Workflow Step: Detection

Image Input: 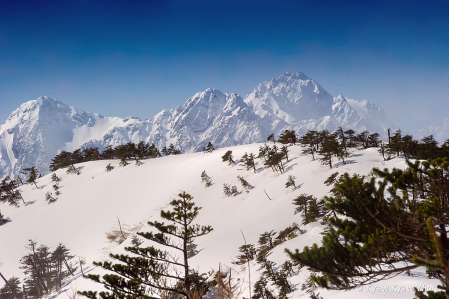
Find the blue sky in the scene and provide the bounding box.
[1,0,448,131]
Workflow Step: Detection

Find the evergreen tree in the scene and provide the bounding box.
[281,145,289,162]
[286,158,449,298]
[258,230,277,252]
[318,134,338,169]
[237,175,253,193]
[232,244,256,266]
[221,150,235,165]
[285,175,297,189]
[0,276,23,299]
[300,130,319,160]
[292,193,325,224]
[21,166,39,188]
[45,192,56,204]
[119,156,128,167]
[105,163,114,172]
[0,176,25,206]
[203,142,215,153]
[51,173,61,182]
[267,133,276,144]
[201,171,213,187]
[0,210,9,226]
[81,192,213,299]
[240,152,257,172]
[278,130,297,144]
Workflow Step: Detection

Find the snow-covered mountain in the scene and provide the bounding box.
[413,116,449,144]
[0,72,396,179]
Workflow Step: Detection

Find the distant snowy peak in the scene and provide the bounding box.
[245,71,334,124]
[413,116,449,143]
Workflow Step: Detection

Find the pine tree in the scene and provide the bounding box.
[285,175,296,189]
[81,191,213,299]
[237,175,253,193]
[51,173,61,182]
[105,163,114,172]
[240,152,257,172]
[119,156,128,167]
[232,244,256,266]
[278,130,297,144]
[21,166,39,188]
[267,133,276,144]
[203,142,215,153]
[0,210,9,226]
[201,171,213,187]
[45,192,56,204]
[0,176,25,206]
[221,150,235,165]
[286,158,449,298]
[258,230,276,252]
[0,276,23,299]
[300,130,319,160]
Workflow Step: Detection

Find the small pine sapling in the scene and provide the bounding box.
[223,183,238,197]
[45,192,56,204]
[131,235,143,247]
[221,150,235,165]
[203,142,215,153]
[201,171,213,187]
[0,211,9,226]
[106,163,114,172]
[135,159,142,166]
[119,157,128,167]
[237,175,253,193]
[285,175,297,189]
[66,164,76,174]
[51,173,61,182]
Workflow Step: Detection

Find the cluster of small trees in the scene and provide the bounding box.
[233,224,304,299]
[49,141,182,172]
[0,241,77,299]
[258,144,289,173]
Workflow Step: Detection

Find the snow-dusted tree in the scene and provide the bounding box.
[203,142,215,153]
[81,191,213,299]
[201,170,213,187]
[285,175,296,189]
[237,175,253,193]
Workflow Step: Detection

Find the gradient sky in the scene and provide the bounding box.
[1,0,448,131]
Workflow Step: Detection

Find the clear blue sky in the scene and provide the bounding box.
[1,0,448,131]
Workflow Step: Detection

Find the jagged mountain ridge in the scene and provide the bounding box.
[0,72,395,179]
[412,116,449,144]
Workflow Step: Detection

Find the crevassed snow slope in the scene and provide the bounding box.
[0,143,437,298]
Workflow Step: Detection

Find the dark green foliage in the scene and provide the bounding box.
[237,175,253,193]
[232,244,256,266]
[292,194,326,225]
[261,145,286,173]
[286,158,449,297]
[0,176,25,207]
[105,163,114,172]
[0,276,23,299]
[318,133,338,169]
[281,145,289,162]
[131,235,143,247]
[222,150,235,165]
[203,142,215,153]
[81,191,213,299]
[45,192,56,204]
[253,277,275,299]
[135,158,142,166]
[201,171,213,187]
[285,175,296,189]
[21,166,39,188]
[267,133,276,143]
[299,130,319,160]
[258,230,276,252]
[49,142,164,172]
[66,164,76,174]
[240,152,257,172]
[278,130,297,144]
[119,156,128,167]
[20,240,76,298]
[0,210,9,226]
[51,173,61,182]
[223,183,238,197]
[162,143,182,156]
[324,171,340,196]
[275,223,301,245]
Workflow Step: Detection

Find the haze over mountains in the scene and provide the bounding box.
[0,71,407,179]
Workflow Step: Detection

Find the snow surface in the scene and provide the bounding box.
[0,142,439,298]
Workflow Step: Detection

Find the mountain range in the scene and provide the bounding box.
[0,71,398,179]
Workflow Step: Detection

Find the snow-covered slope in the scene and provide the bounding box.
[0,72,396,179]
[413,116,449,144]
[0,143,438,298]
